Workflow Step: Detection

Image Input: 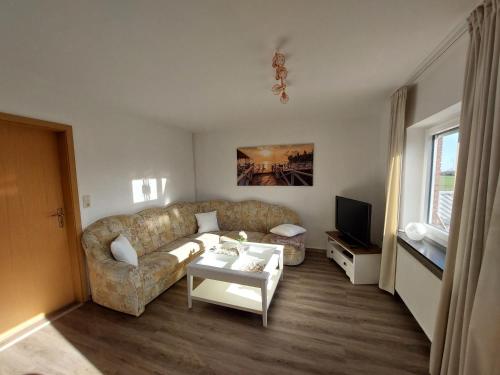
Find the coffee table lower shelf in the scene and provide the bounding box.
[189,268,282,326]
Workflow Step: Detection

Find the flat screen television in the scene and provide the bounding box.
[335,196,372,247]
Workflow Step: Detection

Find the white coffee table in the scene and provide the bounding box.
[187,242,284,327]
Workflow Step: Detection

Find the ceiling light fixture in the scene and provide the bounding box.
[272,51,289,104]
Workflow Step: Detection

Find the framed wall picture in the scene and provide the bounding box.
[237,143,314,186]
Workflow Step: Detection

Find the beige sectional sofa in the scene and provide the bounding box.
[81,200,305,316]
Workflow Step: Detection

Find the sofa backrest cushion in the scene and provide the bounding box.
[239,200,271,232]
[266,203,301,230]
[137,203,198,255]
[198,200,242,231]
[195,200,300,233]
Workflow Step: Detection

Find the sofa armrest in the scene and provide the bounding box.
[87,258,145,316]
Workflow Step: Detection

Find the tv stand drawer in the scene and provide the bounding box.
[326,233,381,285]
[328,242,354,279]
[340,257,353,279]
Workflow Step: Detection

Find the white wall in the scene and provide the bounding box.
[396,244,442,340]
[74,114,196,227]
[406,33,468,126]
[400,126,427,228]
[194,114,389,250]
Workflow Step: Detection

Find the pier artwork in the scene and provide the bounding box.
[237,143,314,186]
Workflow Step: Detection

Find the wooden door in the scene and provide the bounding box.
[0,122,76,337]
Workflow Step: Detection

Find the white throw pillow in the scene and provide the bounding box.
[110,234,138,267]
[270,224,306,237]
[195,211,220,233]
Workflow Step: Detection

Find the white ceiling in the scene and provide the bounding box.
[0,0,476,131]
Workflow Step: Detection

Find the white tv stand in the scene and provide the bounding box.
[326,231,381,285]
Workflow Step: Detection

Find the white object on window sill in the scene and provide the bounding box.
[405,222,427,241]
[423,224,449,248]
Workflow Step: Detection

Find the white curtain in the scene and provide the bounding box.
[430,1,500,374]
[379,87,407,294]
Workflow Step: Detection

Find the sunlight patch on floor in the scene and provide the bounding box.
[0,323,102,374]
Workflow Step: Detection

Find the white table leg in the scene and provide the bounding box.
[187,272,193,309]
[261,280,268,327]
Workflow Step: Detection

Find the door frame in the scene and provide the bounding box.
[0,112,88,302]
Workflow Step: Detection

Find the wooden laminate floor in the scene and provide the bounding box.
[0,250,430,375]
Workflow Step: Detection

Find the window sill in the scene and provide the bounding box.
[422,224,449,247]
[397,231,446,280]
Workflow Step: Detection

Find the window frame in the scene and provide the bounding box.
[421,120,460,247]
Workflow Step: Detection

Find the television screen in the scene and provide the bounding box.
[335,196,372,247]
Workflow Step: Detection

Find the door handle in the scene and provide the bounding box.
[50,208,65,228]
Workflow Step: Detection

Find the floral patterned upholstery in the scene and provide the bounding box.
[81,200,305,316]
[187,232,223,249]
[220,231,267,243]
[262,233,306,266]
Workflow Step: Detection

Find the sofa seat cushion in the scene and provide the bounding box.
[221,231,267,243]
[139,251,178,300]
[139,239,203,304]
[158,238,204,263]
[187,232,224,249]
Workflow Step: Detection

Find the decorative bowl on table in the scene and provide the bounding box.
[209,242,240,256]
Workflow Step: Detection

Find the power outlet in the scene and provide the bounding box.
[82,195,91,208]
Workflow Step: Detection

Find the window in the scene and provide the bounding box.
[426,127,459,233]
[400,103,461,248]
